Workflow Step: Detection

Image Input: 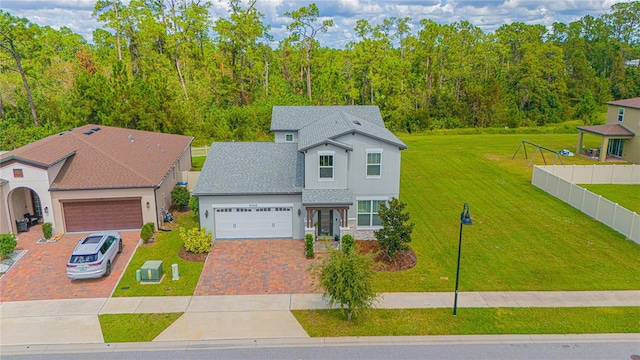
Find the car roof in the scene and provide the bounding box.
[71,232,120,255]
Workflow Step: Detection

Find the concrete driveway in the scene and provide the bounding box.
[0,225,139,302]
[195,240,323,296]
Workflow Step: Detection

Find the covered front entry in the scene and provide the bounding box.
[62,198,143,232]
[305,207,348,238]
[214,206,293,239]
[7,186,43,233]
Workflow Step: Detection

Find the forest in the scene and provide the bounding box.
[1,1,639,149]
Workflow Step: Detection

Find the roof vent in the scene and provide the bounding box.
[91,127,101,131]
[353,120,361,126]
[83,130,94,135]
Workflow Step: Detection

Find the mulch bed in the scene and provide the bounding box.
[356,240,417,272]
[178,247,207,262]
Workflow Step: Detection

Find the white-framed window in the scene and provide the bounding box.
[618,108,624,122]
[357,199,386,227]
[318,151,334,180]
[366,149,382,177]
[285,133,294,142]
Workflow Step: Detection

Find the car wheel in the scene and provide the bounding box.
[105,260,111,277]
[118,239,123,254]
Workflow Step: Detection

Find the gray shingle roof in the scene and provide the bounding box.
[302,189,352,205]
[271,106,385,131]
[193,142,303,195]
[297,110,407,151]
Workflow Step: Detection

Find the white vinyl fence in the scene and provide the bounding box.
[191,146,210,157]
[532,165,640,244]
[177,171,200,192]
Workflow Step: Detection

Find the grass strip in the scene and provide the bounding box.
[112,213,204,297]
[292,307,640,337]
[99,313,183,342]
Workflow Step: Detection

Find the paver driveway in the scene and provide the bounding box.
[0,225,139,302]
[195,240,324,296]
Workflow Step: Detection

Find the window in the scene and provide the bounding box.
[13,169,23,178]
[319,153,334,180]
[618,108,624,122]
[357,200,386,227]
[366,151,382,177]
[285,133,294,142]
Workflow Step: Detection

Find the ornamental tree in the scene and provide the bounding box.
[374,197,414,259]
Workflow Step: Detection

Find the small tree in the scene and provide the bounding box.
[140,222,155,243]
[0,233,18,260]
[341,234,354,254]
[374,197,414,259]
[189,195,199,215]
[310,246,378,321]
[42,222,53,239]
[305,233,315,258]
[180,227,212,254]
[171,185,190,210]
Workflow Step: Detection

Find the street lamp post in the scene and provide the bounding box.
[453,203,472,316]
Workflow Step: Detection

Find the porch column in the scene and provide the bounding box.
[576,131,584,155]
[600,137,610,162]
[341,208,348,227]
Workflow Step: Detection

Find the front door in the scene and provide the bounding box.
[317,210,333,237]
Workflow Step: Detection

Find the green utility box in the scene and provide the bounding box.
[140,260,163,282]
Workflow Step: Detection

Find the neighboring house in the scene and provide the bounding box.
[576,97,639,164]
[0,124,193,235]
[193,106,407,240]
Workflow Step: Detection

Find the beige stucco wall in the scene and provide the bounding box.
[606,105,640,164]
[51,188,156,234]
[0,182,9,233]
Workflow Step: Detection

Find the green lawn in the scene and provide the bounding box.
[112,213,205,297]
[581,184,640,214]
[191,156,206,171]
[292,307,640,337]
[376,133,640,292]
[100,313,183,342]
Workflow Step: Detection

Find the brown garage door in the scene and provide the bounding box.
[63,199,143,232]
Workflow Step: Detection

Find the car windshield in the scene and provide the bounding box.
[70,254,98,264]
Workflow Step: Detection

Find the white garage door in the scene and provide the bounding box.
[214,206,293,239]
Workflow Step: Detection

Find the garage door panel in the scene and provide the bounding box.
[63,199,143,232]
[214,207,292,239]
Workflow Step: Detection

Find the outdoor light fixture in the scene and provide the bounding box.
[298,209,302,216]
[453,203,472,316]
[44,206,48,214]
[146,201,150,209]
[205,209,209,218]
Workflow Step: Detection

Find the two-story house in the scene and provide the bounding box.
[193,106,407,240]
[576,97,638,163]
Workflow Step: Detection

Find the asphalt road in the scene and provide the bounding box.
[4,341,639,360]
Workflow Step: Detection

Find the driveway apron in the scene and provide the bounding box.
[195,240,323,296]
[0,228,139,302]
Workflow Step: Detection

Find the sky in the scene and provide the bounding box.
[0,0,628,48]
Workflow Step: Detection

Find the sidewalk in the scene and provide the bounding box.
[1,291,639,346]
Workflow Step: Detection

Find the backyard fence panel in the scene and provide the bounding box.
[633,166,640,184]
[191,146,210,157]
[595,197,616,227]
[185,172,200,191]
[572,165,595,184]
[545,174,560,196]
[591,165,614,183]
[556,177,572,203]
[551,166,574,182]
[632,215,640,244]
[568,184,585,210]
[531,166,548,189]
[582,191,600,218]
[612,166,634,184]
[612,206,635,239]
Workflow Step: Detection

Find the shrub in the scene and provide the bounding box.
[341,234,354,254]
[309,246,378,321]
[305,233,315,258]
[180,227,212,254]
[140,222,155,243]
[374,197,415,259]
[42,222,53,239]
[171,185,190,210]
[189,196,199,215]
[0,233,18,260]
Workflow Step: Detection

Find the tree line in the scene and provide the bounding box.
[1,1,639,149]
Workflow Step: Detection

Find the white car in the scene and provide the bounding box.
[66,232,123,280]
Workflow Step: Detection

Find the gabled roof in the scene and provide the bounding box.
[577,124,635,137]
[193,142,304,196]
[0,124,193,190]
[271,106,385,131]
[607,97,640,109]
[298,110,407,151]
